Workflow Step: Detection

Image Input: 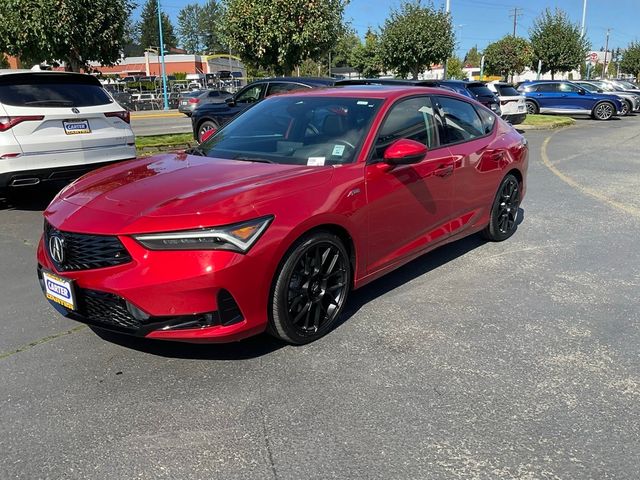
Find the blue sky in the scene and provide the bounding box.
[156,0,639,57]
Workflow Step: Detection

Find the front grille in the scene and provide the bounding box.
[45,222,131,271]
[79,289,142,331]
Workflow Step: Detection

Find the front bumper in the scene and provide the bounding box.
[36,233,271,343]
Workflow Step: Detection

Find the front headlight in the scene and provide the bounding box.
[133,216,273,252]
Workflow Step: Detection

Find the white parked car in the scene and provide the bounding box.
[487,82,527,125]
[0,70,135,196]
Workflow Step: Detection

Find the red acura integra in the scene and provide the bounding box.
[38,86,528,345]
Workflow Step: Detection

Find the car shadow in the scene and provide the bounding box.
[89,208,533,361]
[0,185,63,212]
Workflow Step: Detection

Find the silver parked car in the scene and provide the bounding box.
[178,89,232,116]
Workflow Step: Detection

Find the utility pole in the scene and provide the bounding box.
[443,0,450,80]
[509,8,523,36]
[157,0,169,110]
[580,0,588,37]
[602,28,610,79]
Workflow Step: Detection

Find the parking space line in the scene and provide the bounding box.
[541,129,640,219]
[0,324,87,361]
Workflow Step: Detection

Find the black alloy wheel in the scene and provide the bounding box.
[198,120,218,142]
[525,100,538,115]
[482,173,521,242]
[270,232,351,344]
[592,102,614,120]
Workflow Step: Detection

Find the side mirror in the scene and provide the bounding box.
[225,97,236,107]
[578,88,586,95]
[597,88,604,93]
[383,139,428,165]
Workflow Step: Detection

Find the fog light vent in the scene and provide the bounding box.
[217,290,244,326]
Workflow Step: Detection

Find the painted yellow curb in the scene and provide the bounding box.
[541,128,640,218]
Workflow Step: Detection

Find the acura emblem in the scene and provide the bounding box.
[71,107,80,114]
[48,235,65,264]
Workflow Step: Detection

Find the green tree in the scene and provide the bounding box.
[0,0,133,72]
[222,0,347,76]
[332,28,361,68]
[138,0,177,51]
[620,42,640,80]
[178,3,202,54]
[463,46,482,67]
[484,35,533,80]
[529,8,589,79]
[199,0,224,54]
[446,57,466,79]
[379,0,454,79]
[351,29,383,78]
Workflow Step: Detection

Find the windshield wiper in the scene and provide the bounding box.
[24,100,75,107]
[185,145,207,156]
[233,155,275,164]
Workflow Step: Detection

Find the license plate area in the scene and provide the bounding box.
[63,119,91,135]
[42,270,76,311]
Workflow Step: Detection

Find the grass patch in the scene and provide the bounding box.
[135,133,194,149]
[522,114,575,127]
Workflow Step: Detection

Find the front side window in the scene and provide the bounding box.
[559,83,579,93]
[373,96,439,159]
[200,96,382,166]
[437,96,484,144]
[235,84,265,104]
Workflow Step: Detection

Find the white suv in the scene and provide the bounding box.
[487,82,527,125]
[0,70,135,196]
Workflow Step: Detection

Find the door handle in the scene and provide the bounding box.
[434,165,453,177]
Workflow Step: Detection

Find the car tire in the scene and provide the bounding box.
[269,231,351,345]
[620,100,630,116]
[482,173,521,242]
[592,101,615,120]
[197,120,218,142]
[525,100,538,115]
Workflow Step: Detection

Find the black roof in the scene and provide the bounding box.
[250,76,335,87]
[335,78,487,87]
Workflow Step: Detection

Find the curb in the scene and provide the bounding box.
[517,121,575,131]
[130,111,185,119]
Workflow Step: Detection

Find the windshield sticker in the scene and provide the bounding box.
[307,157,326,166]
[332,145,345,157]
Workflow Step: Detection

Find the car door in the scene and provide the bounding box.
[365,95,456,274]
[530,83,560,111]
[435,95,503,233]
[558,82,592,112]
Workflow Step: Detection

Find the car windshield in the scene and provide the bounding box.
[199,96,383,166]
[496,85,520,96]
[467,84,495,97]
[0,73,113,107]
[578,83,598,92]
[616,80,638,89]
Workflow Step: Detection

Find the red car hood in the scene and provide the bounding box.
[45,153,333,234]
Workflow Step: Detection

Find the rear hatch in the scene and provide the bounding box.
[494,84,526,115]
[0,72,132,156]
[466,83,501,113]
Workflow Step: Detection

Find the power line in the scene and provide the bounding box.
[509,7,523,36]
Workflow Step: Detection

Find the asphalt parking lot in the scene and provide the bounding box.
[1,117,639,479]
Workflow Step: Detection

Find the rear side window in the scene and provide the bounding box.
[436,96,484,144]
[534,83,558,92]
[497,85,520,97]
[0,73,113,107]
[474,106,496,135]
[266,82,310,97]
